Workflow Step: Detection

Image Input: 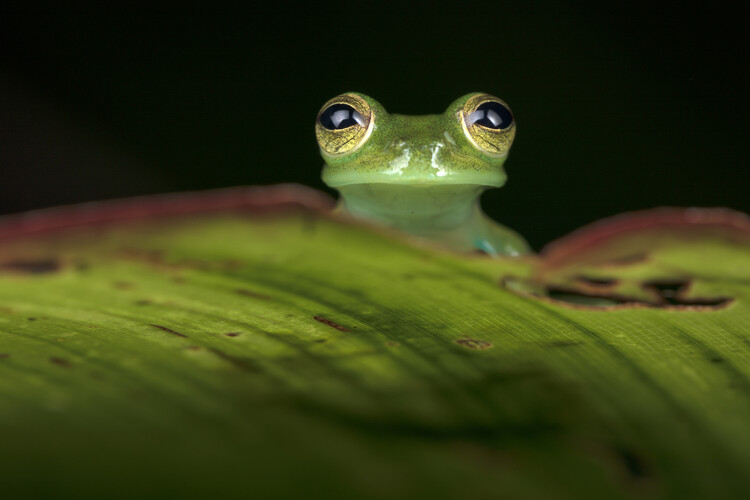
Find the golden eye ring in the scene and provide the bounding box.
[459,93,516,157]
[316,93,374,156]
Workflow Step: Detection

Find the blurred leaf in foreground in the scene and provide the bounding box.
[0,185,749,499]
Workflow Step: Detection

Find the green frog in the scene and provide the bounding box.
[315,92,530,256]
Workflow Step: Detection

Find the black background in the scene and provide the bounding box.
[1,3,748,250]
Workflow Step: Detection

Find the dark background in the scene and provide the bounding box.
[1,4,747,250]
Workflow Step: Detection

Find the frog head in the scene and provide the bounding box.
[314,92,528,255]
[316,92,516,189]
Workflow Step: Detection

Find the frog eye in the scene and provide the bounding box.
[459,93,516,157]
[316,93,374,156]
[319,104,366,130]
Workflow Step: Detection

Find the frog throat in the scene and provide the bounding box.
[335,183,488,231]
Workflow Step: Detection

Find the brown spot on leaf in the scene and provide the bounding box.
[0,353,10,359]
[186,345,201,351]
[235,289,271,300]
[114,281,134,290]
[0,259,61,274]
[456,338,493,350]
[50,357,72,367]
[225,332,242,337]
[386,341,400,347]
[149,324,188,338]
[27,317,37,321]
[135,299,152,306]
[313,316,351,332]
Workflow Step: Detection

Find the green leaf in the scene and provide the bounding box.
[1,186,749,499]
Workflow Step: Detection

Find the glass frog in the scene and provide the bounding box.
[315,92,530,256]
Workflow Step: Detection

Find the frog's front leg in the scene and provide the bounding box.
[473,213,531,256]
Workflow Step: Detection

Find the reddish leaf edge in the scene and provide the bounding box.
[1,189,747,267]
[540,207,750,269]
[0,184,335,240]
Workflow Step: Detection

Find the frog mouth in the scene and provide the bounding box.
[322,163,506,189]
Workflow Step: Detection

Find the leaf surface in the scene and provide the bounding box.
[1,186,749,499]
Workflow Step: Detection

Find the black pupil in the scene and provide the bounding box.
[467,101,513,130]
[320,103,366,130]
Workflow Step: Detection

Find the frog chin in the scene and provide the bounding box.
[333,183,491,232]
